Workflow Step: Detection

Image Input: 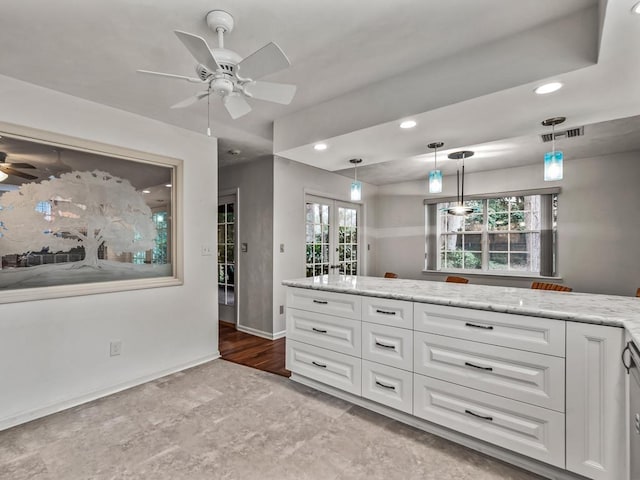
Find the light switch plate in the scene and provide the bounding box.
[201,244,213,256]
[110,340,122,357]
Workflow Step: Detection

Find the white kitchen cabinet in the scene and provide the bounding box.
[566,322,626,480]
[286,288,362,319]
[362,360,413,414]
[361,321,413,371]
[286,308,361,357]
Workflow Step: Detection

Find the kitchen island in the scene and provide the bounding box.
[283,275,640,480]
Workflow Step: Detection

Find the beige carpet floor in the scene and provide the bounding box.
[0,359,545,479]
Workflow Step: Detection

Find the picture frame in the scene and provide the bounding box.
[0,122,183,304]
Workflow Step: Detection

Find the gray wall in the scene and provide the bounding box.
[375,151,640,296]
[219,158,274,336]
[273,157,378,334]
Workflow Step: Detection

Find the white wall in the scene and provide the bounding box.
[218,158,274,337]
[375,151,640,296]
[273,157,378,334]
[0,75,219,430]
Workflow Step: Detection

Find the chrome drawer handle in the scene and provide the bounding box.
[312,327,328,334]
[465,409,493,422]
[464,361,493,372]
[376,309,396,315]
[313,300,328,305]
[375,341,396,350]
[312,361,327,368]
[465,322,493,330]
[375,380,396,390]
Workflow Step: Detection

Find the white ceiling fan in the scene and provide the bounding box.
[137,10,296,121]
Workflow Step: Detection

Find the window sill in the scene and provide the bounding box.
[422,270,562,281]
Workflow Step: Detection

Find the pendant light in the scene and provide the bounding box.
[542,116,565,181]
[349,158,363,201]
[427,142,444,194]
[446,150,474,215]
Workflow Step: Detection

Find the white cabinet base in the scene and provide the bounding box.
[290,373,586,480]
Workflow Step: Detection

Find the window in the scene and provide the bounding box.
[426,192,558,276]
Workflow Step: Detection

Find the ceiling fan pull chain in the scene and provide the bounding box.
[207,84,212,137]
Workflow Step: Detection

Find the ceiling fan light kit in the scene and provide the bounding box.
[137,9,297,131]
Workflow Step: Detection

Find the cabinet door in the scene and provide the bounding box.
[566,322,626,480]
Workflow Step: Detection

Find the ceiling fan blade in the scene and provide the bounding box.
[222,94,252,120]
[4,162,36,169]
[174,30,220,73]
[244,81,296,105]
[0,166,38,180]
[137,69,203,84]
[237,42,290,80]
[170,91,210,109]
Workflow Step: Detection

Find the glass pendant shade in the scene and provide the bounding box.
[0,171,7,182]
[428,169,442,193]
[544,150,563,181]
[350,180,362,201]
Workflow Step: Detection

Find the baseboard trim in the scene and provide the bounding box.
[0,352,221,432]
[237,324,285,340]
[290,374,587,480]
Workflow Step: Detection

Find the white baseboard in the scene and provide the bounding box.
[290,374,585,480]
[237,324,286,340]
[0,352,220,432]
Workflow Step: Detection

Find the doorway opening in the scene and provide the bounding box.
[218,193,237,325]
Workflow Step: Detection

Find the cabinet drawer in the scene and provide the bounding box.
[414,375,565,468]
[286,340,361,396]
[362,297,413,329]
[287,288,361,320]
[414,303,565,357]
[414,332,565,412]
[362,360,412,414]
[362,322,413,371]
[287,308,361,356]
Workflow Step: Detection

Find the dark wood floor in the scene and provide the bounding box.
[219,321,290,377]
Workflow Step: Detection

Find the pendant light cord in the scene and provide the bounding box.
[551,122,556,155]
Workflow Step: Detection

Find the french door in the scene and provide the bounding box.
[305,195,360,277]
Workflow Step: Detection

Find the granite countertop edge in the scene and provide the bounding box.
[281,279,635,329]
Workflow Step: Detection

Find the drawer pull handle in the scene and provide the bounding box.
[376,309,396,315]
[313,300,328,305]
[375,341,396,350]
[464,361,493,372]
[465,322,493,330]
[312,361,327,368]
[375,381,396,391]
[312,327,328,334]
[465,409,493,422]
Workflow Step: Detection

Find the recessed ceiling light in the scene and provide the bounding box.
[165,184,172,188]
[400,120,417,129]
[142,189,151,194]
[633,1,640,14]
[314,143,328,151]
[534,82,563,95]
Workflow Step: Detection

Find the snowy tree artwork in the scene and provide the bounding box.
[0,170,170,290]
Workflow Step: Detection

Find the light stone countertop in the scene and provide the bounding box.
[283,275,640,347]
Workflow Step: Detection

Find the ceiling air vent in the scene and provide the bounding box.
[541,126,584,143]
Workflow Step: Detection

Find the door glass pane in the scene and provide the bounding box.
[218,201,235,306]
[305,201,331,277]
[337,206,358,275]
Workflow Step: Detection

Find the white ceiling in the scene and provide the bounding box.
[0,0,638,182]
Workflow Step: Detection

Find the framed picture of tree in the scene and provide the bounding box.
[0,122,182,303]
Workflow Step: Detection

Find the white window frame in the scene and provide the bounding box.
[424,188,559,278]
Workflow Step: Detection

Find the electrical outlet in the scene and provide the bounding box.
[110,340,122,357]
[279,305,284,315]
[201,244,213,256]
[280,243,285,253]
